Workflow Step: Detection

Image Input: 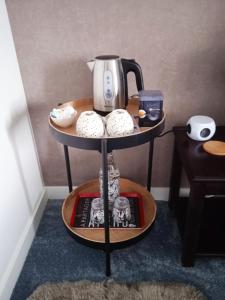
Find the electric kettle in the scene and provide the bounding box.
[87,55,144,114]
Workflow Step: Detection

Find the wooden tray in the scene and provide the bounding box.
[62,178,156,244]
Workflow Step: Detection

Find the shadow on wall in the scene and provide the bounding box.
[26,100,69,187]
[44,57,92,103]
[41,57,102,186]
[173,45,225,124]
[6,106,35,214]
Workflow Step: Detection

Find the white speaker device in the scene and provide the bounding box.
[186,115,216,141]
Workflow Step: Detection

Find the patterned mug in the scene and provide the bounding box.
[112,196,131,227]
[106,109,134,137]
[76,111,105,138]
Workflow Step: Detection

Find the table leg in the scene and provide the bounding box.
[168,143,182,209]
[182,183,204,266]
[63,145,73,193]
[101,139,111,276]
[147,139,154,191]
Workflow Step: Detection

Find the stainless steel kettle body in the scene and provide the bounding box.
[87,55,144,114]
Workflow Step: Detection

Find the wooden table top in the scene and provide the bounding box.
[49,98,165,151]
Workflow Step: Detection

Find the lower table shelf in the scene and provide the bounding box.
[62,178,156,247]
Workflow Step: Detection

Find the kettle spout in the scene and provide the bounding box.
[87,60,95,72]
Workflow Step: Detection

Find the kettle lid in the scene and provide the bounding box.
[95,55,119,60]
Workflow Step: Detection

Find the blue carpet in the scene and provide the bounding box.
[11,200,225,300]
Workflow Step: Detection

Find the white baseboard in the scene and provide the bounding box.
[0,188,48,300]
[151,187,190,200]
[46,186,190,201]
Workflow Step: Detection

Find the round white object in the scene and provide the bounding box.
[106,109,134,137]
[50,106,77,128]
[76,111,105,138]
[186,115,216,141]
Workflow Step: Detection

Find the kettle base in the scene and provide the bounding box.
[93,108,112,116]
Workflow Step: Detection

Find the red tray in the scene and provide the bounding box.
[70,192,145,228]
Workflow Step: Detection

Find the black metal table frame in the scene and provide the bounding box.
[50,117,164,276]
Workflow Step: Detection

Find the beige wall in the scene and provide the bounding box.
[6,0,225,187]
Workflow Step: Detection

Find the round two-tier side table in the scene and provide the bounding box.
[49,98,165,276]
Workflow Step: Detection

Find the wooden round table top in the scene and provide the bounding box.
[49,98,165,151]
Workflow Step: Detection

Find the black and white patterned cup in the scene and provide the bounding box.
[88,198,104,228]
[112,197,131,227]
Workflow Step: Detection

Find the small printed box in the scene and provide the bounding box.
[138,90,163,127]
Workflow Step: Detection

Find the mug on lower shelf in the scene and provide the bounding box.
[88,198,104,228]
[112,197,131,227]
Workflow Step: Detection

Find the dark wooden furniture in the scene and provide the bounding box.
[169,126,225,267]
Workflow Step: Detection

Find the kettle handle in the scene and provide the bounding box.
[121,58,144,106]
